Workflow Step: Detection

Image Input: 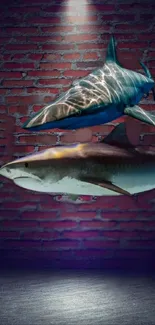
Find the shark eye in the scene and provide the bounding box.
[25,162,28,168]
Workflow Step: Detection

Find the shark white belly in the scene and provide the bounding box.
[13,170,155,196]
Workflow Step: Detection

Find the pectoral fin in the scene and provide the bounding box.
[124,105,155,126]
[80,177,131,196]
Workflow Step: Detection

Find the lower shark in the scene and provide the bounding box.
[1,123,155,197]
[23,36,155,131]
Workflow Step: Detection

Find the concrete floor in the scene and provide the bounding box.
[0,270,155,325]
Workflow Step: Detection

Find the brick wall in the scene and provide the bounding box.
[0,0,155,270]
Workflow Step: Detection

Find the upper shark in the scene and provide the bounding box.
[23,36,155,131]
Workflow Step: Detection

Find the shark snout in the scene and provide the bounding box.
[0,166,12,180]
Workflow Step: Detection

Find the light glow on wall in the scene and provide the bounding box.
[64,0,89,24]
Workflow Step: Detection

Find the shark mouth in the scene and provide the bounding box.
[13,176,42,191]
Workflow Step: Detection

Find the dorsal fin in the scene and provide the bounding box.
[105,35,122,67]
[106,36,117,63]
[101,122,134,148]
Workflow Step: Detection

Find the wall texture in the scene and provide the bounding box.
[0,0,155,270]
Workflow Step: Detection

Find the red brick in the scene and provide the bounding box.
[3,55,12,60]
[0,210,17,218]
[23,231,58,240]
[26,250,61,259]
[63,70,88,78]
[0,37,11,44]
[103,231,139,239]
[27,88,59,95]
[0,72,22,78]
[10,6,41,13]
[29,36,62,43]
[42,54,61,61]
[1,240,42,248]
[114,24,150,32]
[8,105,28,115]
[12,54,26,60]
[6,96,40,104]
[21,211,58,220]
[0,90,7,95]
[61,211,97,219]
[63,231,100,239]
[62,34,98,42]
[87,4,115,11]
[138,33,155,41]
[40,221,77,229]
[136,231,155,239]
[110,197,140,210]
[42,44,75,51]
[74,249,112,258]
[3,63,35,69]
[38,79,70,86]
[119,4,151,10]
[115,250,153,259]
[113,33,136,41]
[78,25,110,33]
[83,52,99,60]
[60,129,92,144]
[140,14,154,20]
[2,201,36,210]
[42,26,74,33]
[33,105,44,112]
[19,134,57,145]
[5,44,38,51]
[119,222,145,229]
[43,240,79,249]
[128,240,155,248]
[27,54,42,61]
[2,220,38,228]
[40,63,71,70]
[9,89,25,95]
[63,53,81,61]
[13,145,35,154]
[118,42,148,49]
[101,211,138,219]
[28,17,61,24]
[80,221,116,228]
[102,14,135,21]
[84,240,119,248]
[6,27,39,34]
[28,71,60,77]
[3,80,33,87]
[0,231,20,238]
[39,202,65,210]
[67,15,98,24]
[37,79,60,85]
[78,43,107,51]
[76,61,102,69]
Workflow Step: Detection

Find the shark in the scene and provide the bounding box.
[1,122,155,197]
[22,36,155,132]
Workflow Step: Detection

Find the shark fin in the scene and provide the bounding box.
[80,176,131,196]
[101,122,134,148]
[124,105,155,127]
[105,35,122,67]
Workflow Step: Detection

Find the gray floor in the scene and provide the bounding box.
[0,270,155,325]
